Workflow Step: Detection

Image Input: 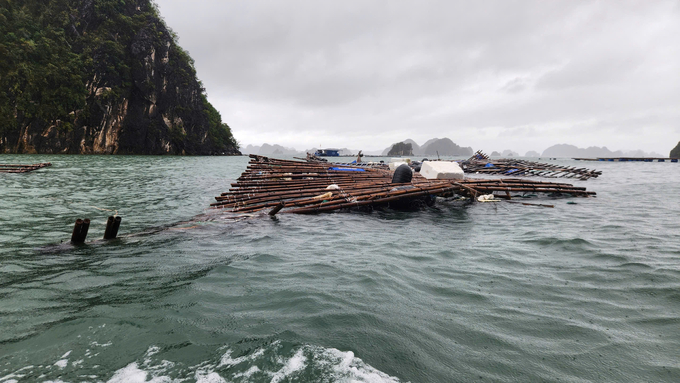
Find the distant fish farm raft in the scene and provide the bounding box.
[0,162,51,173]
[211,155,596,215]
[462,151,602,180]
[574,157,679,162]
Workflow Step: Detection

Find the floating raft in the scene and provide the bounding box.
[0,162,52,173]
[462,151,601,180]
[574,157,678,162]
[211,155,595,214]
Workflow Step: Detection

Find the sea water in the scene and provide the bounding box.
[1,155,679,382]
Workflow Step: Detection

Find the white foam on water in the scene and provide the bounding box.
[104,346,184,383]
[210,342,403,382]
[5,341,403,383]
[232,365,260,379]
[106,362,172,383]
[100,346,181,383]
[106,362,148,383]
[146,345,161,357]
[217,345,266,368]
[217,350,248,368]
[339,350,355,369]
[314,346,404,383]
[0,364,34,382]
[54,351,72,369]
[271,348,307,383]
[195,371,228,383]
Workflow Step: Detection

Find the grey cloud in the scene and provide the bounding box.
[155,0,680,153]
[501,78,528,93]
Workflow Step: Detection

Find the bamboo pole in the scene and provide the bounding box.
[71,218,90,243]
[103,216,122,240]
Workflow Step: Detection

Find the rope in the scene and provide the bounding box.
[89,206,119,216]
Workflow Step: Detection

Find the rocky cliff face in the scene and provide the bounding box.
[671,142,680,158]
[382,138,472,157]
[0,0,239,155]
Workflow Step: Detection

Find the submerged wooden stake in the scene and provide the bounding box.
[71,218,90,243]
[269,202,285,216]
[103,216,122,239]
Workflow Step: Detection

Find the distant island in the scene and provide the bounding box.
[240,144,356,156]
[494,150,519,157]
[383,138,473,157]
[240,141,667,159]
[241,144,301,156]
[0,0,239,155]
[387,142,414,156]
[671,142,680,158]
[240,138,475,158]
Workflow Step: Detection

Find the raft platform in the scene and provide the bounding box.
[211,155,595,215]
[0,163,52,173]
[574,157,678,162]
[462,151,601,180]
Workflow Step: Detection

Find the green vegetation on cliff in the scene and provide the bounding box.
[387,142,413,156]
[671,141,680,158]
[0,0,239,154]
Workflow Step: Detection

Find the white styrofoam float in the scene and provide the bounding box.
[420,161,464,180]
[388,161,408,171]
[390,158,411,164]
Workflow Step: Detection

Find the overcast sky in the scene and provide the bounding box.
[154,0,679,154]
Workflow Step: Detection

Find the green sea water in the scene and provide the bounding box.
[1,155,679,382]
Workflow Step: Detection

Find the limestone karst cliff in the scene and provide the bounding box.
[382,138,473,157]
[671,142,680,158]
[0,0,239,155]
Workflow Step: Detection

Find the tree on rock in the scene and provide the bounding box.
[0,0,240,155]
[388,142,413,156]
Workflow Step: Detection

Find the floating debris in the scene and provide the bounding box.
[211,155,595,214]
[0,162,52,173]
[462,151,601,180]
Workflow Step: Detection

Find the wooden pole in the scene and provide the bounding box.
[71,218,90,243]
[103,216,122,239]
[269,202,285,216]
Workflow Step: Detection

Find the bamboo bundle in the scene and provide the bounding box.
[0,162,52,173]
[211,155,595,214]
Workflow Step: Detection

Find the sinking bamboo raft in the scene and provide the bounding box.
[0,162,52,173]
[462,151,601,180]
[211,155,595,214]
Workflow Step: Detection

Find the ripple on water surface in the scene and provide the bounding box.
[1,156,680,382]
